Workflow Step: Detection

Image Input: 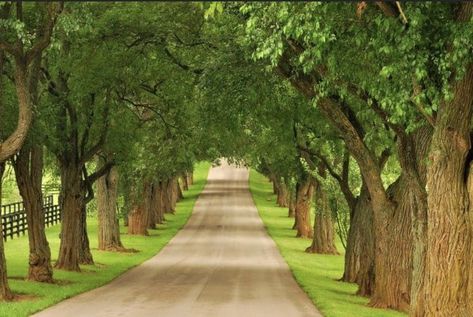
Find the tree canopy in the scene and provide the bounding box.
[1,2,473,317]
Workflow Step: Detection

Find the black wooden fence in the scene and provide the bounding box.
[1,195,61,241]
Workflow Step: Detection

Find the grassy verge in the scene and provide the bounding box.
[249,169,405,317]
[1,162,211,317]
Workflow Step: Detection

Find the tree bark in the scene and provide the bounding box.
[416,59,473,315]
[276,178,289,207]
[388,126,431,314]
[306,178,338,254]
[147,182,157,230]
[0,57,32,163]
[128,182,151,236]
[0,50,12,300]
[97,162,123,251]
[127,204,148,236]
[295,177,314,239]
[176,177,184,201]
[56,161,107,269]
[161,179,172,214]
[271,174,278,194]
[13,145,53,282]
[187,171,193,186]
[369,175,412,311]
[288,191,295,217]
[0,162,13,300]
[155,181,165,224]
[182,173,189,191]
[342,185,375,296]
[78,206,93,265]
[291,184,298,229]
[55,165,83,271]
[292,206,298,229]
[149,182,162,226]
[162,178,174,214]
[0,3,63,162]
[169,177,177,212]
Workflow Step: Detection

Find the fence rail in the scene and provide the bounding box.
[1,195,61,242]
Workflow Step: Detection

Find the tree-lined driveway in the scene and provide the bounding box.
[34,162,321,317]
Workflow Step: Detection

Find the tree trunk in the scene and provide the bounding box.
[55,165,83,271]
[176,177,184,201]
[0,51,10,299]
[128,204,148,236]
[13,145,53,282]
[401,127,431,317]
[0,57,32,163]
[288,192,295,217]
[188,171,193,186]
[127,204,148,236]
[147,182,156,230]
[368,175,413,311]
[127,182,151,236]
[182,173,189,191]
[78,206,94,265]
[97,163,123,251]
[149,182,161,226]
[169,177,177,212]
[292,186,298,229]
[374,126,430,313]
[341,185,375,297]
[306,178,338,254]
[271,176,278,194]
[161,179,170,214]
[162,178,174,214]
[123,189,130,227]
[295,177,314,239]
[0,162,13,300]
[155,181,165,224]
[276,179,289,207]
[415,59,473,315]
[292,208,298,229]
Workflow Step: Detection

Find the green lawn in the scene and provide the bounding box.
[248,169,406,317]
[1,162,211,317]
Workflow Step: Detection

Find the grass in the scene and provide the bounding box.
[248,169,406,317]
[1,161,211,317]
[1,163,60,205]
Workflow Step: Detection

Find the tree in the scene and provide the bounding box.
[242,2,473,314]
[0,2,62,298]
[0,3,62,162]
[305,164,338,255]
[96,155,123,251]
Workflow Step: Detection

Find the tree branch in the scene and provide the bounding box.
[277,43,388,206]
[298,144,357,211]
[79,94,95,160]
[375,2,399,18]
[164,47,203,75]
[172,32,218,50]
[87,159,115,185]
[0,4,20,57]
[79,93,110,167]
[140,79,166,95]
[25,2,64,65]
[118,92,178,130]
[82,166,94,204]
[299,145,342,183]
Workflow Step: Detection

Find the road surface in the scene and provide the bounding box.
[34,161,322,317]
